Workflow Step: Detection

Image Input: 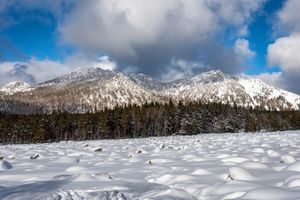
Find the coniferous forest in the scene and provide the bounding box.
[0,100,300,144]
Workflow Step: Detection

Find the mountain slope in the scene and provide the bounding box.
[163,70,300,110]
[0,69,166,113]
[0,81,32,95]
[0,68,299,114]
[37,67,117,87]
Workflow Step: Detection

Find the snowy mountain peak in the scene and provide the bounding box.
[129,73,166,90]
[0,81,32,95]
[38,67,117,87]
[170,70,234,88]
[190,70,234,82]
[201,69,224,75]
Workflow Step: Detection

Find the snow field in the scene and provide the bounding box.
[1,131,300,199]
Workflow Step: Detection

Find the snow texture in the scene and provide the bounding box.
[1,131,300,199]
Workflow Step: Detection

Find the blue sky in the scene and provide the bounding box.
[0,7,60,61]
[0,0,300,93]
[245,0,284,75]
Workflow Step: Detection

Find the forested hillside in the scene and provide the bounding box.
[1,100,299,144]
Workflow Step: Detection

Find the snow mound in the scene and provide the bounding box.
[280,154,296,164]
[239,162,270,170]
[286,161,300,172]
[191,168,212,175]
[228,167,256,181]
[0,160,12,170]
[242,187,300,200]
[66,166,87,173]
[287,179,300,188]
[72,172,98,182]
[142,188,196,200]
[222,157,250,163]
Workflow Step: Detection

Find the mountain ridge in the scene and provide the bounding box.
[1,67,300,114]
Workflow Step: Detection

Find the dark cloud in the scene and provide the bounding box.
[280,72,300,94]
[197,41,243,74]
[7,63,35,84]
[115,39,243,80]
[59,0,265,80]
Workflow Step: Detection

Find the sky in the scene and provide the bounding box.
[0,0,300,93]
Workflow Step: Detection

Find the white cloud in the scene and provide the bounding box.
[265,0,300,94]
[0,59,68,86]
[0,55,116,87]
[92,56,116,71]
[277,0,300,32]
[160,59,209,81]
[266,34,300,94]
[268,34,300,75]
[234,38,256,58]
[59,0,265,75]
[253,72,284,89]
[206,0,264,27]
[253,71,300,94]
[59,0,216,57]
[64,54,117,71]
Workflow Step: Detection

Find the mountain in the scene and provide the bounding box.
[0,81,32,95]
[0,68,166,113]
[0,68,299,114]
[164,70,300,110]
[128,73,167,90]
[37,67,117,87]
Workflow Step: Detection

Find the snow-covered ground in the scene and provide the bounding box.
[1,131,300,199]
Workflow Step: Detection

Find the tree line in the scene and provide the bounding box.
[0,100,300,144]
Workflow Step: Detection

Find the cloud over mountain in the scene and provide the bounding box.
[59,0,265,79]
